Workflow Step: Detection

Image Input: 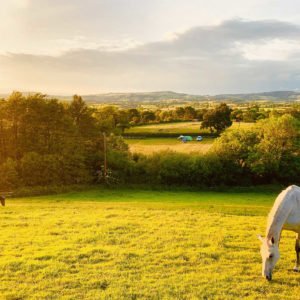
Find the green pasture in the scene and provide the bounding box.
[125,122,207,135]
[0,188,299,299]
[125,121,254,135]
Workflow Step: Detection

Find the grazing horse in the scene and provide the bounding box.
[258,185,300,281]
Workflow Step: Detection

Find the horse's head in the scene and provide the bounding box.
[258,235,280,281]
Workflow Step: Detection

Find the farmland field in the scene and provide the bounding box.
[0,188,299,299]
[125,138,214,154]
[125,122,254,154]
[125,121,253,135]
[125,121,208,135]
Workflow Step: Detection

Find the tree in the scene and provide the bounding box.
[69,95,87,125]
[116,110,130,134]
[184,106,196,120]
[5,92,26,160]
[159,110,173,122]
[69,95,97,136]
[201,103,232,134]
[0,159,19,190]
[127,109,141,124]
[231,109,243,122]
[95,106,119,133]
[243,107,258,122]
[0,100,7,163]
[248,115,300,181]
[141,111,155,123]
[211,114,300,183]
[174,107,185,119]
[196,109,208,121]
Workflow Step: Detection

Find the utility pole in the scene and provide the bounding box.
[103,132,107,180]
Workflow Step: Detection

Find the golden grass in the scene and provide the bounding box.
[0,189,298,299]
[126,140,213,155]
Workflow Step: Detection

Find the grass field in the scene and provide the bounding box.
[125,138,214,154]
[125,122,208,135]
[125,121,253,135]
[125,122,254,154]
[0,188,299,299]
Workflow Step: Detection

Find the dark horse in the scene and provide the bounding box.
[0,195,5,206]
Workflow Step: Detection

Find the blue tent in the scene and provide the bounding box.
[178,135,193,142]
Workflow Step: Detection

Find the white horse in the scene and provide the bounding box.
[258,185,300,281]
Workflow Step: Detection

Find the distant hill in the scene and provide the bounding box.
[81,91,207,103]
[1,90,300,103]
[214,91,300,101]
[81,90,300,103]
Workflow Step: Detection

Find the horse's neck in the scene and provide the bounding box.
[266,214,287,244]
[266,190,294,244]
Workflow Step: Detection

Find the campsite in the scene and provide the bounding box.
[124,121,252,154]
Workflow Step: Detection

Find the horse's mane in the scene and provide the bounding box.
[266,185,299,240]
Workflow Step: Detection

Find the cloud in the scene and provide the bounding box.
[1,19,300,94]
[3,0,300,55]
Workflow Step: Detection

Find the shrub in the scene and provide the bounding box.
[128,115,300,187]
[0,159,19,190]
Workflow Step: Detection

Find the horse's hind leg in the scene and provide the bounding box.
[293,234,300,272]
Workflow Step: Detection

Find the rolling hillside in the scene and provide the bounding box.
[2,90,300,104]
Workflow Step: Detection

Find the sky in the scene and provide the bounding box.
[1,0,300,95]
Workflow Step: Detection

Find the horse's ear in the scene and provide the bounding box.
[257,235,264,242]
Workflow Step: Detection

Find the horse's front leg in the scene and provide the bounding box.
[294,234,300,272]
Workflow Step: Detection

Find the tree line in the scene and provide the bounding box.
[0,92,299,191]
[0,92,129,190]
[98,102,300,135]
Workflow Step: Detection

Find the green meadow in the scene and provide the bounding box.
[124,122,254,154]
[125,121,253,135]
[125,122,208,135]
[0,188,299,299]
